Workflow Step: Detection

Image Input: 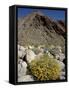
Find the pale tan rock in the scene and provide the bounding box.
[60,76,65,80]
[18,75,34,82]
[18,61,27,78]
[26,49,36,63]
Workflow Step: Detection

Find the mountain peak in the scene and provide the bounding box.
[18,11,65,47]
[31,11,44,16]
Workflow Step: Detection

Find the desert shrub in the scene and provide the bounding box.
[28,54,61,80]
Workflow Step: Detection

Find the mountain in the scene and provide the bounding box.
[18,11,65,49]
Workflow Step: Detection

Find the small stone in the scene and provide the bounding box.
[28,45,34,49]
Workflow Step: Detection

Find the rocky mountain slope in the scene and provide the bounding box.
[18,11,65,49]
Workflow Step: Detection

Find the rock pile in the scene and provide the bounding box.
[18,44,65,82]
[18,45,35,82]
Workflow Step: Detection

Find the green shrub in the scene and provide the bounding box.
[28,54,61,80]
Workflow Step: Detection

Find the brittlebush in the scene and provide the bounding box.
[28,54,61,80]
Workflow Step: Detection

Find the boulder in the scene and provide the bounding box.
[60,76,65,80]
[18,59,23,64]
[18,75,34,82]
[18,50,25,59]
[18,45,26,59]
[26,49,36,63]
[18,45,26,51]
[18,61,27,78]
[50,46,65,61]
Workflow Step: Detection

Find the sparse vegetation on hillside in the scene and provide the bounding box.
[18,12,65,48]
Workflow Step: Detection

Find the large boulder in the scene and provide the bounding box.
[18,45,26,51]
[18,75,34,82]
[18,45,26,59]
[18,61,27,78]
[18,50,26,59]
[26,49,36,63]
